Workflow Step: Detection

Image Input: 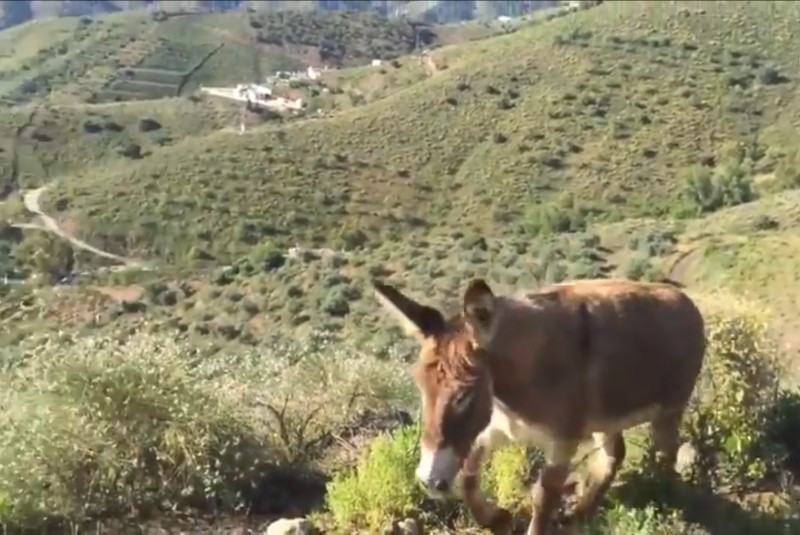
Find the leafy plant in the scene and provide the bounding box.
[326,423,423,530]
[682,293,789,490]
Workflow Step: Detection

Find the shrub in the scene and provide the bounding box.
[326,429,540,530]
[586,504,695,535]
[570,259,602,279]
[326,423,423,530]
[524,202,587,236]
[682,158,756,214]
[682,293,790,491]
[765,390,800,474]
[0,333,415,527]
[248,241,286,271]
[321,287,351,317]
[752,214,779,231]
[628,230,677,257]
[479,444,536,516]
[757,66,785,85]
[623,257,650,280]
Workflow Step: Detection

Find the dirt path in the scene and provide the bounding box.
[22,186,152,270]
[666,244,704,284]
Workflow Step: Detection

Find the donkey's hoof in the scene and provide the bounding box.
[489,507,514,534]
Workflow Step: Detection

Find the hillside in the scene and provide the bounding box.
[0,7,517,201]
[2,1,799,346]
[34,1,800,261]
[0,8,471,107]
[0,0,799,359]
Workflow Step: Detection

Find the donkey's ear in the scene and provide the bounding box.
[463,279,496,344]
[373,280,445,339]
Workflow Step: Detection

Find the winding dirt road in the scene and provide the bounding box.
[21,186,151,270]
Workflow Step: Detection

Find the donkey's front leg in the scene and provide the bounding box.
[461,446,513,534]
[527,440,578,535]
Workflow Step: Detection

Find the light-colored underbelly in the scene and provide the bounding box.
[476,399,662,454]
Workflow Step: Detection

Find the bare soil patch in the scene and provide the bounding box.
[92,285,145,303]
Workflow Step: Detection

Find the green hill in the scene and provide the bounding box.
[1,1,798,347]
[37,1,800,262]
[0,0,798,357]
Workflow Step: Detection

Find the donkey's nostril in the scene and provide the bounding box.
[432,479,450,493]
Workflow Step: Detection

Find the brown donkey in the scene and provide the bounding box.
[373,278,706,535]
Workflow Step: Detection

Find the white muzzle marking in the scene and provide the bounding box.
[416,445,459,496]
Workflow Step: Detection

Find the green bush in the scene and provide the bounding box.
[480,444,538,516]
[326,423,423,531]
[623,256,650,280]
[683,158,757,214]
[585,504,696,535]
[326,428,542,531]
[0,333,415,528]
[682,293,790,490]
[524,201,587,235]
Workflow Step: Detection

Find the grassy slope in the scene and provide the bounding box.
[4,189,799,354]
[0,98,236,194]
[1,1,799,353]
[0,8,481,208]
[41,1,800,264]
[1,1,800,349]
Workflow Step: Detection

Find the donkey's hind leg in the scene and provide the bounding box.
[569,432,626,521]
[649,408,684,476]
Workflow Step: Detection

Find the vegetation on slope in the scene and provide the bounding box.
[0,98,235,197]
[0,221,669,350]
[37,1,800,268]
[1,291,798,533]
[248,9,434,67]
[0,8,456,106]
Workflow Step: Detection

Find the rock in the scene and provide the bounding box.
[396,517,421,535]
[265,518,311,535]
[675,441,697,475]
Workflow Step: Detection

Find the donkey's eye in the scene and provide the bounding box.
[451,389,475,414]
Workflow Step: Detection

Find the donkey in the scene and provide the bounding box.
[373,277,705,535]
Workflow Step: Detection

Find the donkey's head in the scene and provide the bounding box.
[373,279,500,497]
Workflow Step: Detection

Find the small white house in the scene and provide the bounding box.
[235,83,272,102]
[307,66,321,80]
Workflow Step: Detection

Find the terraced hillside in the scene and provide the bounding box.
[0,8,466,106]
[0,7,531,200]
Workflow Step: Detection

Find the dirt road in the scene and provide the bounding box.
[22,186,151,270]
